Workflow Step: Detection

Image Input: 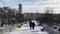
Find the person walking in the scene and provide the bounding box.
[29,20,32,29]
[32,22,35,30]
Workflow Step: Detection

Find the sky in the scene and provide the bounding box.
[0,0,60,14]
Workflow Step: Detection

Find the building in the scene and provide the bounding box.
[19,4,22,14]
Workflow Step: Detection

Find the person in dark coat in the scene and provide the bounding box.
[32,22,35,30]
[29,20,32,29]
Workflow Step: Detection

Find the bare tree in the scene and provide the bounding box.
[45,7,53,14]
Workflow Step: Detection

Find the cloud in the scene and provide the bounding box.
[22,5,46,13]
[19,0,46,2]
[1,0,60,5]
[21,0,60,13]
[0,0,60,13]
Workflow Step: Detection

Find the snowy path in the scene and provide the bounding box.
[4,22,49,34]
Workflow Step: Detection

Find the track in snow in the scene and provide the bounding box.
[4,21,49,34]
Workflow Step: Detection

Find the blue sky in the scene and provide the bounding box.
[0,0,60,13]
[0,0,46,6]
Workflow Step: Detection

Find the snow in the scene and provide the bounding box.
[4,21,49,34]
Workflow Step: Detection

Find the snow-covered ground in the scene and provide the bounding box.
[4,21,49,34]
